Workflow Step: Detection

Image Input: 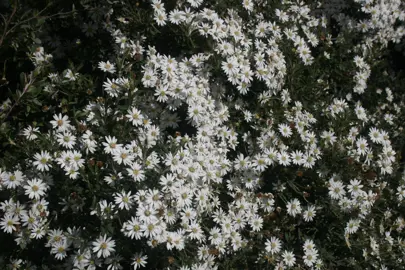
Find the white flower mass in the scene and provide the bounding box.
[1,0,405,269]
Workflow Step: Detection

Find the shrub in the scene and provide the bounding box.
[1,0,405,269]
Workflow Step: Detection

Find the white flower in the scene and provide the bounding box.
[126,107,144,126]
[98,61,116,74]
[328,179,345,200]
[0,214,20,233]
[3,171,24,189]
[24,178,47,199]
[124,217,143,240]
[33,151,52,171]
[126,162,145,182]
[321,130,337,145]
[92,234,116,258]
[187,222,204,241]
[278,123,293,137]
[347,179,364,197]
[208,227,222,245]
[282,250,296,267]
[303,249,319,267]
[290,150,304,165]
[303,205,316,222]
[277,151,291,166]
[265,236,282,255]
[303,239,316,253]
[222,56,239,76]
[31,225,46,239]
[369,127,383,144]
[114,191,133,210]
[286,198,302,217]
[56,132,76,149]
[112,148,134,166]
[356,137,368,155]
[154,10,167,26]
[50,113,71,132]
[51,241,69,260]
[102,136,122,154]
[65,69,78,81]
[249,215,263,232]
[169,9,185,25]
[103,78,122,97]
[141,221,161,238]
[242,0,253,11]
[132,253,148,270]
[346,219,360,234]
[22,126,39,140]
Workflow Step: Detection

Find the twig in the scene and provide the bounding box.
[0,0,18,47]
[0,1,75,48]
[2,72,36,123]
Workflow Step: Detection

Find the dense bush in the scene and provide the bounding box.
[1,0,405,269]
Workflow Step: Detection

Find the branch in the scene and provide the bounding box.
[0,0,18,47]
[1,72,36,123]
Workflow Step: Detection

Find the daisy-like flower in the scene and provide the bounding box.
[103,78,122,98]
[265,236,282,255]
[33,151,52,171]
[286,198,302,217]
[51,240,69,260]
[356,137,368,156]
[127,162,145,182]
[31,225,46,239]
[346,219,360,234]
[141,221,162,238]
[321,130,337,145]
[368,127,383,144]
[347,179,364,197]
[114,191,133,210]
[290,150,303,165]
[0,214,20,233]
[102,136,122,154]
[132,253,148,270]
[187,222,204,241]
[47,229,65,246]
[328,180,345,200]
[56,132,76,149]
[24,178,47,199]
[154,10,167,26]
[9,259,23,269]
[104,173,122,185]
[22,126,40,140]
[50,113,71,132]
[169,9,185,25]
[303,205,317,222]
[112,148,134,166]
[98,61,116,74]
[65,69,78,81]
[3,171,24,189]
[278,123,293,137]
[126,107,144,126]
[92,234,116,258]
[277,151,291,166]
[250,215,263,232]
[124,217,143,240]
[282,250,296,267]
[303,249,319,267]
[303,239,316,253]
[222,56,239,76]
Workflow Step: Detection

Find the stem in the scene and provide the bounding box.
[0,0,18,47]
[2,71,36,123]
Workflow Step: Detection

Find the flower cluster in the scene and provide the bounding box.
[1,0,405,269]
